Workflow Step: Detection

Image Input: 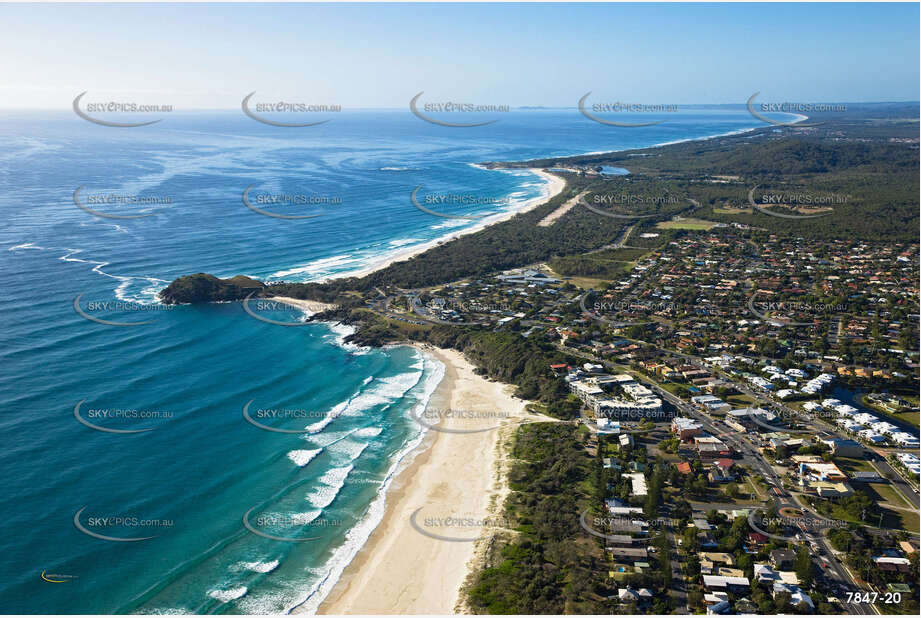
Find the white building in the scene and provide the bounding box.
[625,472,647,497]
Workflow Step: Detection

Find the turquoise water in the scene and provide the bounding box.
[0,108,768,613]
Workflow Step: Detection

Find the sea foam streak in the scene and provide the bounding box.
[58,248,167,303]
[9,242,44,251]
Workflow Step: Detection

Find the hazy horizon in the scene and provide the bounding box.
[2,2,918,110]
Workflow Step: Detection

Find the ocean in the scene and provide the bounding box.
[0,107,772,613]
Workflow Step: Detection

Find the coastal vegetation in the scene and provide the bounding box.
[345,315,579,411]
[163,106,919,309]
[467,423,604,614]
[156,103,920,616]
[159,273,264,304]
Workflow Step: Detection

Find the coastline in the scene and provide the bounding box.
[262,118,794,290]
[289,116,808,614]
[314,345,550,615]
[487,111,809,165]
[342,168,565,280]
[267,296,338,315]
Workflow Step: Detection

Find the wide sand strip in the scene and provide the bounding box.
[266,296,337,315]
[315,346,551,614]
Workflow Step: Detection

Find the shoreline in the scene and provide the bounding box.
[267,296,338,315]
[339,168,565,280]
[289,116,808,614]
[314,345,548,615]
[344,117,785,284]
[484,112,809,167]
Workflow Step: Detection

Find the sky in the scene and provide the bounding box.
[1,2,918,109]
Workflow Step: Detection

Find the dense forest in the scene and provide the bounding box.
[488,104,919,243]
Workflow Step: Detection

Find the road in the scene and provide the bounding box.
[666,527,688,614]
[557,341,881,614]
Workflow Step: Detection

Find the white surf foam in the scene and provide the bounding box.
[236,559,280,574]
[58,248,168,303]
[305,464,353,510]
[8,242,44,251]
[388,237,423,247]
[286,448,322,467]
[207,586,248,603]
[268,254,355,280]
[283,351,446,615]
[352,427,382,438]
[289,510,322,525]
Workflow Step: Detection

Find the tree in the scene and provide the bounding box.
[794,545,814,587]
[725,482,740,499]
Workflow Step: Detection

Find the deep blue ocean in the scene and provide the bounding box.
[0,107,775,613]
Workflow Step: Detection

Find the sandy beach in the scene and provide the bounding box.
[345,168,566,280]
[314,346,552,615]
[267,296,337,314]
